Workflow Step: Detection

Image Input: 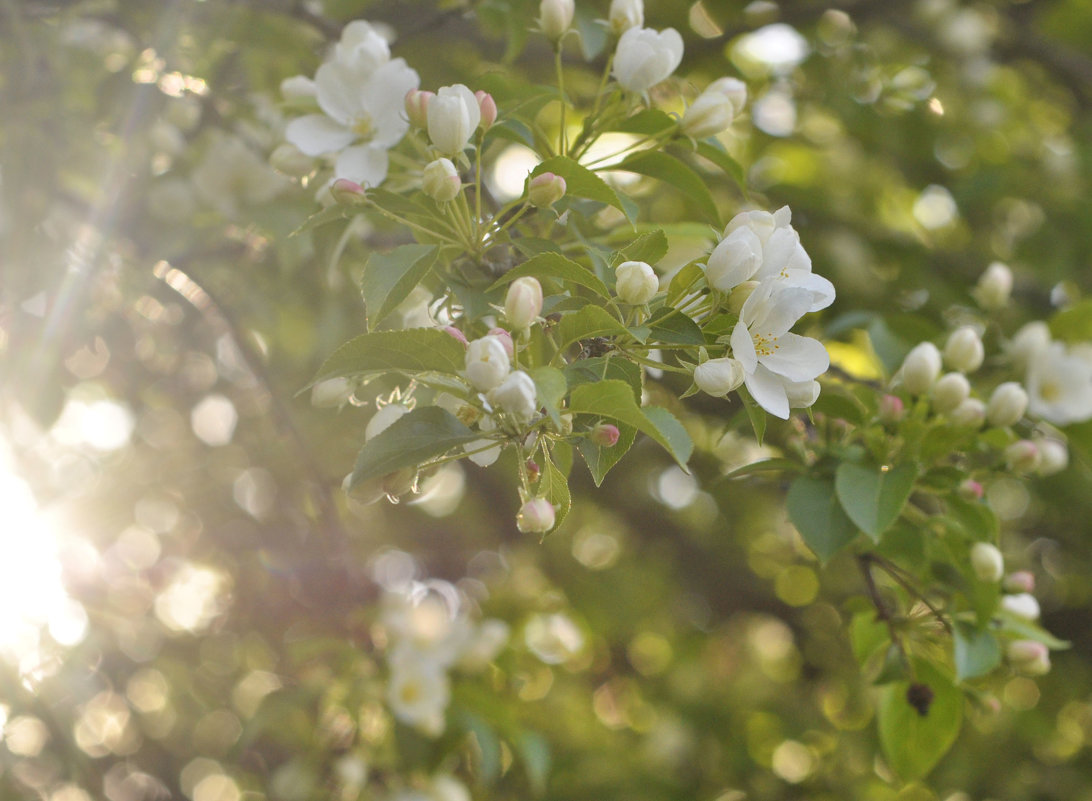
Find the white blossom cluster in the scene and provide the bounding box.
[694,207,835,419]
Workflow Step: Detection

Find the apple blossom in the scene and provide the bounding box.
[609,0,643,34]
[538,0,574,42]
[899,342,942,395]
[591,423,621,447]
[959,479,983,500]
[386,645,450,736]
[694,357,745,398]
[1026,342,1092,425]
[487,327,515,358]
[932,372,970,414]
[491,370,538,424]
[517,497,556,534]
[465,335,511,391]
[1006,321,1051,368]
[943,326,985,373]
[612,27,684,94]
[973,261,1013,309]
[1006,640,1050,676]
[524,612,584,662]
[442,325,468,347]
[615,260,658,304]
[986,381,1028,427]
[427,84,481,156]
[528,172,566,207]
[1001,592,1041,620]
[1005,440,1041,473]
[878,394,905,423]
[330,177,366,204]
[422,157,461,202]
[310,377,354,408]
[1004,571,1036,593]
[475,90,497,130]
[404,88,433,128]
[970,542,1004,582]
[706,77,749,114]
[333,20,391,73]
[681,81,746,139]
[504,277,543,331]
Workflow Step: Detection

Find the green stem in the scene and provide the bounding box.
[366,201,461,246]
[555,46,568,156]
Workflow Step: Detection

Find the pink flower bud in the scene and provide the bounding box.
[517,497,556,533]
[527,172,566,208]
[1005,440,1041,474]
[958,479,984,501]
[591,423,620,447]
[487,327,514,358]
[443,326,469,347]
[330,178,367,204]
[1007,640,1050,676]
[878,394,905,423]
[422,157,461,203]
[475,90,498,130]
[405,88,434,129]
[526,459,540,482]
[1004,571,1035,593]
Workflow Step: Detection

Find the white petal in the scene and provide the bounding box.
[365,60,419,146]
[731,321,757,373]
[784,270,835,312]
[760,333,829,381]
[315,61,368,124]
[335,145,389,187]
[746,364,790,419]
[755,226,799,280]
[743,282,812,337]
[286,114,354,156]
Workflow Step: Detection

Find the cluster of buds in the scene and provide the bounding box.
[405,84,497,202]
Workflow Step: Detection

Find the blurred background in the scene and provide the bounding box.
[2,0,1092,799]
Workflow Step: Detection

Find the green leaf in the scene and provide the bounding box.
[350,407,477,487]
[878,660,963,781]
[953,622,1001,681]
[515,730,551,797]
[359,244,438,330]
[835,462,919,541]
[1049,298,1092,342]
[611,229,669,267]
[997,617,1071,650]
[556,305,630,349]
[609,150,721,225]
[738,387,767,445]
[539,447,571,533]
[787,475,859,562]
[487,251,611,298]
[694,141,746,187]
[312,328,466,384]
[849,610,889,666]
[531,156,634,222]
[609,108,677,136]
[564,355,642,399]
[455,710,502,786]
[289,204,352,236]
[577,422,636,486]
[573,3,607,60]
[809,389,866,426]
[646,309,705,345]
[528,366,567,427]
[720,457,803,481]
[569,380,692,469]
[666,261,705,306]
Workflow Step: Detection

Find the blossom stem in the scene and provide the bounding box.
[554,47,568,156]
[366,201,461,246]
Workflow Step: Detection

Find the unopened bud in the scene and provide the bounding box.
[694,357,745,397]
[1037,438,1068,476]
[899,342,942,395]
[1004,571,1035,594]
[331,178,367,204]
[311,377,354,408]
[270,142,315,177]
[382,467,417,499]
[950,397,986,428]
[517,497,556,533]
[1001,592,1040,621]
[973,261,1013,310]
[487,327,515,358]
[959,479,984,501]
[528,172,566,207]
[986,382,1028,428]
[556,412,574,436]
[1005,439,1041,473]
[526,459,540,483]
[538,0,574,42]
[405,88,434,129]
[423,157,461,203]
[706,77,749,115]
[615,260,658,305]
[443,325,469,347]
[475,90,498,130]
[609,0,643,35]
[932,372,971,415]
[944,326,985,373]
[1007,640,1050,676]
[727,280,759,314]
[970,542,1004,582]
[878,394,905,423]
[591,423,621,447]
[505,277,544,331]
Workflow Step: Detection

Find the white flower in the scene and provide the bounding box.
[427,84,481,157]
[681,80,747,139]
[730,280,830,419]
[1001,593,1041,621]
[332,20,391,73]
[943,325,985,373]
[898,342,942,396]
[455,619,510,671]
[612,27,684,94]
[504,277,543,331]
[973,261,1013,309]
[285,58,419,187]
[386,645,450,736]
[1026,342,1092,425]
[986,382,1028,427]
[422,157,461,202]
[381,589,470,666]
[465,335,511,391]
[524,612,583,663]
[491,370,538,424]
[694,357,744,397]
[970,542,1004,582]
[706,227,762,292]
[609,0,643,34]
[538,0,574,41]
[615,260,659,304]
[1006,321,1051,369]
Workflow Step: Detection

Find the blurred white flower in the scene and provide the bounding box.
[1026,342,1092,425]
[612,27,684,93]
[386,645,450,736]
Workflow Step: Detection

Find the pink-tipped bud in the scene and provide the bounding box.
[405,88,434,129]
[517,497,556,534]
[878,394,905,423]
[475,90,498,130]
[443,325,469,347]
[526,459,541,483]
[330,178,367,204]
[1005,439,1041,474]
[959,479,984,501]
[1004,571,1036,594]
[591,423,620,447]
[487,327,514,358]
[528,172,566,208]
[1007,640,1050,676]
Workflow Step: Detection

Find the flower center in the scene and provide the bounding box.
[1040,380,1061,403]
[399,681,421,705]
[352,114,375,141]
[753,332,781,358]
